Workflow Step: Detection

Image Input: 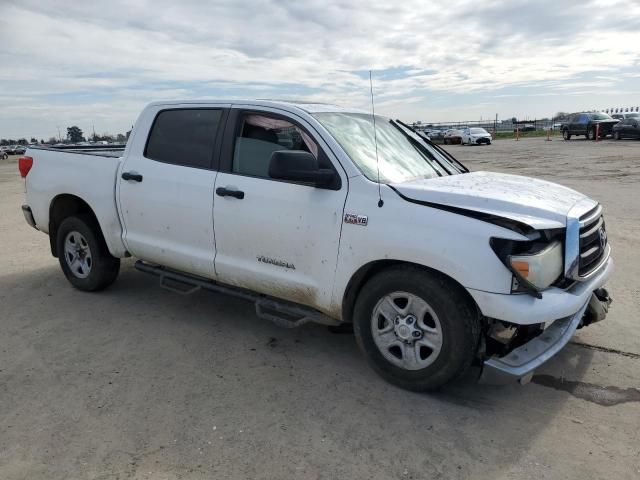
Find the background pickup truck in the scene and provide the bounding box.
[20,100,613,391]
[561,112,619,140]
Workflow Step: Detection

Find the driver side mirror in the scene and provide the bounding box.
[269,150,337,188]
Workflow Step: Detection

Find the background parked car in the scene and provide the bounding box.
[514,123,535,132]
[612,118,640,140]
[561,112,619,140]
[443,129,463,144]
[612,112,639,121]
[0,148,8,160]
[461,127,492,145]
[14,146,26,155]
[427,128,446,140]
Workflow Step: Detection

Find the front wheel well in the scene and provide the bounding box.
[341,260,479,323]
[48,194,101,257]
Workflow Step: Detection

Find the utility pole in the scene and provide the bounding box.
[57,126,61,142]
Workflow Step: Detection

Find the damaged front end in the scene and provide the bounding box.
[478,288,612,385]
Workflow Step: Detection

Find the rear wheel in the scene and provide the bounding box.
[56,215,120,291]
[353,266,480,391]
[562,129,571,140]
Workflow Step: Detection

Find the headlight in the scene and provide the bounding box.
[508,241,563,290]
[490,237,564,297]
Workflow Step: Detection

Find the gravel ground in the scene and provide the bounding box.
[0,138,639,480]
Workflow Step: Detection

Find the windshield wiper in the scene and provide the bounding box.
[394,120,470,174]
[390,120,455,176]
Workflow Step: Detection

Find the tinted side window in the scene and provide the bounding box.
[232,114,319,178]
[145,109,222,169]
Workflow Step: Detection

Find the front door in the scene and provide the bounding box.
[212,108,347,312]
[118,105,227,278]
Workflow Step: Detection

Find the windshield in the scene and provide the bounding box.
[591,113,612,120]
[314,112,460,183]
[627,113,639,118]
[470,128,488,134]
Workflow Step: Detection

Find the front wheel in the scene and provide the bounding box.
[353,266,480,391]
[57,215,120,291]
[614,131,621,140]
[562,129,571,140]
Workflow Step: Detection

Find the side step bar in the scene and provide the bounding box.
[134,261,340,328]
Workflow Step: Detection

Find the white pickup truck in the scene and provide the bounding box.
[20,100,613,391]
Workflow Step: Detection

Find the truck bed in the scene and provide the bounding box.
[24,146,128,257]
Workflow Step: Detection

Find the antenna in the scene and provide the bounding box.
[369,70,384,208]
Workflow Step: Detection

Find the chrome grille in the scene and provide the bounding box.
[578,205,607,276]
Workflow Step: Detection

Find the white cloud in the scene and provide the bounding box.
[0,0,639,138]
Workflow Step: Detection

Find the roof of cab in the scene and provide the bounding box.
[145,99,367,115]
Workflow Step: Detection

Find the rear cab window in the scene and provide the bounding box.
[145,109,223,169]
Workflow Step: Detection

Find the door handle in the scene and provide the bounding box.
[216,187,244,199]
[122,171,143,182]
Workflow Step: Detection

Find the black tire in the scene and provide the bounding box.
[353,266,480,392]
[614,131,621,140]
[562,129,571,140]
[56,215,120,291]
[586,127,594,140]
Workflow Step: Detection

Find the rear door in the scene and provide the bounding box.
[117,104,229,278]
[620,119,631,136]
[624,119,639,137]
[212,106,347,312]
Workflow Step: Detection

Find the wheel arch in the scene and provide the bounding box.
[341,259,480,324]
[48,194,102,257]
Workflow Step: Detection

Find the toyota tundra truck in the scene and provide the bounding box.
[19,100,613,391]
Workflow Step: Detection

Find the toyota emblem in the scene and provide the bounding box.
[599,227,607,249]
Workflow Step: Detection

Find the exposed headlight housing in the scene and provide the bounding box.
[490,236,564,298]
[509,241,563,289]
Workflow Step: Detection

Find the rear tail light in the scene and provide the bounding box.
[19,156,33,178]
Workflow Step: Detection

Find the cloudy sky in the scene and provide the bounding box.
[1,0,639,140]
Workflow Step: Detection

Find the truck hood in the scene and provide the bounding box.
[390,171,593,230]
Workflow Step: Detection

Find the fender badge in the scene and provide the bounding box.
[344,213,368,226]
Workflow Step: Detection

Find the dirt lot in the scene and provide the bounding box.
[1,138,639,480]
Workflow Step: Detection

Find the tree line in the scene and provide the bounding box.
[1,125,131,146]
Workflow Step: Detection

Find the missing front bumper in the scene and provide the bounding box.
[479,289,611,385]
